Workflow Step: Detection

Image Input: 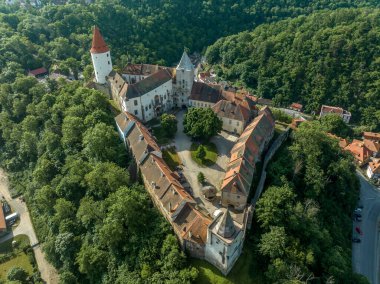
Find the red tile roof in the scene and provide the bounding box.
[28,67,48,76]
[364,139,380,153]
[290,103,303,111]
[0,207,5,231]
[368,160,380,174]
[363,132,380,142]
[90,26,109,54]
[344,140,372,164]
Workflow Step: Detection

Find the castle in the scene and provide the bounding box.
[91,27,275,275]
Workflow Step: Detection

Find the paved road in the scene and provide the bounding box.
[0,169,59,284]
[352,171,380,284]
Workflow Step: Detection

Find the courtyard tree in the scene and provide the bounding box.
[183,108,222,140]
[196,145,206,160]
[7,266,28,282]
[161,113,177,138]
[197,172,205,184]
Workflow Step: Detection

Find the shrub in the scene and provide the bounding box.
[197,172,205,184]
[7,266,28,282]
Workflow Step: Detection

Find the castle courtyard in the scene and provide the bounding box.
[173,110,238,216]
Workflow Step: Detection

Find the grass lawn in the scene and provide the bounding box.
[152,126,171,145]
[0,234,34,280]
[190,246,264,284]
[0,253,33,280]
[190,142,218,166]
[0,235,29,254]
[163,147,181,171]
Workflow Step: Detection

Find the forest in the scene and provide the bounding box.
[0,0,378,283]
[206,8,380,130]
[254,121,367,283]
[0,78,198,283]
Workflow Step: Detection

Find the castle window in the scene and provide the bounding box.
[236,121,239,126]
[107,53,109,57]
[145,106,148,111]
[134,110,138,115]
[149,104,152,109]
[134,100,138,106]
[164,95,166,99]
[108,61,110,65]
[237,195,240,199]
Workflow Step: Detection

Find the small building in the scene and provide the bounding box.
[189,82,222,108]
[220,106,275,210]
[289,103,303,112]
[0,207,6,235]
[367,160,380,180]
[364,139,380,158]
[319,105,351,123]
[363,132,380,142]
[28,67,48,78]
[344,140,372,165]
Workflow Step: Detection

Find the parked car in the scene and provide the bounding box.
[352,238,361,243]
[354,207,362,214]
[2,203,10,214]
[355,215,362,222]
[355,227,363,235]
[5,212,19,222]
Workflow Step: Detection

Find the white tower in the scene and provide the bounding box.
[90,26,112,84]
[175,51,194,105]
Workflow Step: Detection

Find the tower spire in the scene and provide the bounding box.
[216,209,236,238]
[90,26,109,54]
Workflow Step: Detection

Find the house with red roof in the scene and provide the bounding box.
[344,139,372,165]
[28,67,48,78]
[319,105,351,123]
[367,159,380,180]
[290,103,303,112]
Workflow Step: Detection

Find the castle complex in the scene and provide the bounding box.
[91,27,275,275]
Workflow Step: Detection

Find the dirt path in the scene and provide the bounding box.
[0,169,59,284]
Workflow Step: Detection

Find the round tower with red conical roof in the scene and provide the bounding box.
[90,26,112,84]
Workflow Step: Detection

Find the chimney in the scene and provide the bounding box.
[188,231,192,238]
[151,181,156,189]
[168,202,172,212]
[139,134,144,141]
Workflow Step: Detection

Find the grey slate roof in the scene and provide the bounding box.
[120,69,173,99]
[189,82,222,103]
[177,51,194,71]
[216,210,236,238]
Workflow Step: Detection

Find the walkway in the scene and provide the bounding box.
[0,169,59,284]
[173,110,236,215]
[352,171,380,284]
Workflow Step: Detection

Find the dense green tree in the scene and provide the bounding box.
[160,113,177,138]
[206,9,380,130]
[320,114,353,138]
[7,266,28,283]
[183,108,222,140]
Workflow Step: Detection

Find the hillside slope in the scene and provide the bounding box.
[206,9,380,130]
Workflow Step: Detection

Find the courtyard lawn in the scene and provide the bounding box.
[0,234,34,281]
[190,142,218,166]
[190,246,264,284]
[152,126,171,145]
[163,147,181,171]
[0,253,33,280]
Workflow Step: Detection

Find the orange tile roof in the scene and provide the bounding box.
[368,160,380,174]
[90,26,109,54]
[0,207,5,231]
[173,203,211,245]
[290,103,303,110]
[363,132,380,142]
[344,140,372,164]
[364,139,380,153]
[221,107,275,196]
